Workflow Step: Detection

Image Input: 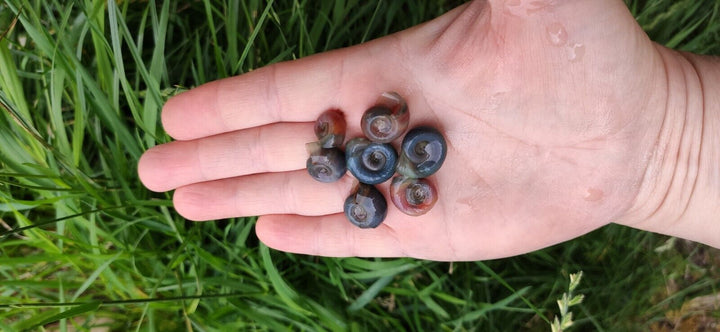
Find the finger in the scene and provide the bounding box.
[255,213,410,258]
[255,204,467,260]
[138,122,315,192]
[162,44,402,141]
[172,170,356,221]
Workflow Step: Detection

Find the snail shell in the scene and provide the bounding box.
[314,109,346,148]
[344,183,387,228]
[396,126,447,178]
[345,137,398,185]
[390,176,438,216]
[306,145,346,183]
[360,92,409,143]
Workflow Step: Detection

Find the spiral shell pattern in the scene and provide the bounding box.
[314,109,346,148]
[306,146,346,183]
[390,176,438,216]
[344,183,387,228]
[360,92,409,143]
[396,126,447,178]
[345,137,398,185]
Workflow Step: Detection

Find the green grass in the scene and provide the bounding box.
[0,0,719,331]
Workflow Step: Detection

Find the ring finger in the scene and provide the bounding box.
[172,169,358,221]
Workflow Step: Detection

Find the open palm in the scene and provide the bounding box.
[139,0,670,260]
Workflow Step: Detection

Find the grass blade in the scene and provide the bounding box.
[259,244,312,316]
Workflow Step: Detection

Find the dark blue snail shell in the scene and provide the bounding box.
[314,109,346,148]
[396,126,447,178]
[390,176,438,216]
[306,146,346,183]
[345,137,398,185]
[344,183,387,228]
[360,92,409,143]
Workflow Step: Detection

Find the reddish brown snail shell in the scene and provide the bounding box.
[314,109,346,148]
[360,92,409,143]
[390,176,438,216]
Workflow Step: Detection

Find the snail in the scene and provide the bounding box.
[390,176,438,216]
[306,146,346,183]
[361,92,409,143]
[345,137,398,185]
[344,183,387,228]
[396,126,447,178]
[314,109,346,148]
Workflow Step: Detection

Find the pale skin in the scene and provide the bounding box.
[138,0,719,260]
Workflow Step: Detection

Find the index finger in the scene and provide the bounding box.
[161,43,401,141]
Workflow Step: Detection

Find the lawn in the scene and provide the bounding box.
[1,0,719,331]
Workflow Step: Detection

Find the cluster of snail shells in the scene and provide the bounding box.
[306,92,447,229]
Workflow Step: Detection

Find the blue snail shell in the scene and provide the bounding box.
[306,147,346,183]
[344,183,387,228]
[396,126,447,178]
[345,137,398,185]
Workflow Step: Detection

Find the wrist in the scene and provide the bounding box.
[618,46,720,248]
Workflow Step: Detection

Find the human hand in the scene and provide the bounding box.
[138,0,702,260]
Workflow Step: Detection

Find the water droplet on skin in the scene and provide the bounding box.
[502,0,525,16]
[567,43,585,62]
[546,23,567,46]
[526,0,554,15]
[476,91,507,114]
[584,188,603,202]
